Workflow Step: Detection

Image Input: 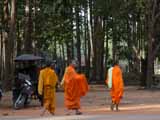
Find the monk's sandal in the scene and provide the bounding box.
[76,111,82,115]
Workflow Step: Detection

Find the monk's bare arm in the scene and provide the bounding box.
[60,68,67,87]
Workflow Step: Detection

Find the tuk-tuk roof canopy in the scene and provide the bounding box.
[14,54,44,61]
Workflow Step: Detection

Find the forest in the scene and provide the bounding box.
[0,0,160,90]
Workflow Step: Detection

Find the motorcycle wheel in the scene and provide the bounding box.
[14,94,27,109]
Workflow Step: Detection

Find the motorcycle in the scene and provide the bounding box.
[13,73,33,109]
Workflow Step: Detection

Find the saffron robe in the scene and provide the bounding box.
[38,67,58,114]
[106,65,124,104]
[61,65,88,109]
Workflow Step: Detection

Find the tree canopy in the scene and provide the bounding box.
[0,0,160,90]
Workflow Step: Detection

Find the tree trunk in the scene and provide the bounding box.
[146,0,159,88]
[66,41,72,64]
[84,5,89,77]
[9,0,16,87]
[17,20,22,55]
[112,18,117,61]
[0,1,3,83]
[104,19,109,73]
[88,0,94,68]
[146,30,153,88]
[92,15,105,83]
[146,11,154,88]
[53,39,57,59]
[3,0,12,90]
[75,4,81,72]
[24,0,33,53]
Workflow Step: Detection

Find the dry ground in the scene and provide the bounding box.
[0,85,160,117]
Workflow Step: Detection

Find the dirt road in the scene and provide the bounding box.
[0,86,160,119]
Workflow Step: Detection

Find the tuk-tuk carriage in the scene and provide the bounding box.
[13,54,43,109]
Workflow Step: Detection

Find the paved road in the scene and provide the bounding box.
[1,114,160,120]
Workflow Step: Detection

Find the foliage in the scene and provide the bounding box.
[0,0,160,89]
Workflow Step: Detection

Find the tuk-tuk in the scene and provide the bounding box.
[13,54,43,109]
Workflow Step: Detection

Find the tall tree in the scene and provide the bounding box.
[24,0,33,53]
[9,0,17,82]
[3,0,12,90]
[146,0,160,88]
[75,3,81,71]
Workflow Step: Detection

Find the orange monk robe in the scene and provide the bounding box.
[111,65,124,104]
[61,65,89,109]
[38,67,58,114]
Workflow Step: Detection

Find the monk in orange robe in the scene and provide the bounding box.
[105,61,124,111]
[61,60,88,115]
[38,61,58,115]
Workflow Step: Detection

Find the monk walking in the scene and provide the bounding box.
[61,60,88,115]
[38,61,58,115]
[106,61,124,111]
